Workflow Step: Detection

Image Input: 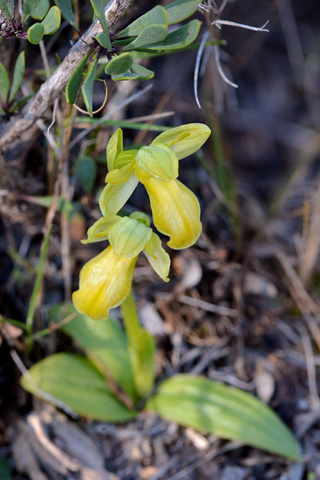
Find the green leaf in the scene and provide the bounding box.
[9,51,25,104]
[0,456,12,480]
[0,0,13,18]
[81,59,98,117]
[75,155,97,193]
[9,93,33,112]
[122,24,168,52]
[165,0,199,25]
[146,375,301,461]
[21,353,137,421]
[41,6,61,35]
[89,0,111,48]
[21,195,73,216]
[105,53,134,75]
[0,63,9,103]
[23,0,42,21]
[27,23,44,44]
[95,32,111,49]
[117,6,168,38]
[111,63,154,82]
[140,20,201,51]
[66,53,90,105]
[54,0,78,31]
[60,305,136,401]
[31,0,50,20]
[121,291,155,399]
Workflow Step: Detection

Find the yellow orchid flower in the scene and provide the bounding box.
[72,213,170,321]
[99,124,211,249]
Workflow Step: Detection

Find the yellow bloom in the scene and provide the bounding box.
[73,214,170,320]
[99,124,211,249]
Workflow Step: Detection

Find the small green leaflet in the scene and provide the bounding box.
[111,63,154,82]
[122,24,168,52]
[0,0,13,19]
[66,53,90,105]
[165,0,199,25]
[27,23,44,44]
[89,0,111,49]
[105,53,134,76]
[23,0,42,21]
[32,0,50,20]
[95,32,111,49]
[82,58,98,117]
[21,353,137,421]
[9,51,25,104]
[146,375,301,461]
[75,156,97,193]
[54,0,78,31]
[116,6,168,38]
[42,6,61,35]
[140,20,201,51]
[0,63,9,103]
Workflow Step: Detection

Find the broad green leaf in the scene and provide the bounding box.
[58,305,136,401]
[141,20,201,51]
[75,155,97,193]
[111,63,154,82]
[116,6,168,38]
[21,195,73,216]
[165,0,199,25]
[82,59,98,117]
[105,53,134,75]
[146,375,301,461]
[95,32,111,48]
[9,51,25,103]
[122,24,168,52]
[54,0,78,31]
[23,0,42,21]
[89,0,111,48]
[66,53,90,105]
[121,291,155,399]
[0,456,12,480]
[21,353,137,421]
[27,23,44,44]
[9,94,33,113]
[0,63,9,103]
[42,6,61,35]
[0,0,13,18]
[32,0,50,19]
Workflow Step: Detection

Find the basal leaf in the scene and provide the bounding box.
[146,375,301,461]
[89,0,111,48]
[9,51,25,103]
[58,304,136,401]
[105,53,134,75]
[31,0,50,20]
[21,353,137,421]
[0,62,9,103]
[111,63,154,82]
[81,58,98,117]
[141,20,201,51]
[42,6,61,35]
[54,0,78,31]
[0,0,13,19]
[116,5,168,38]
[21,194,73,216]
[66,53,90,105]
[23,0,42,21]
[165,0,199,25]
[122,24,168,52]
[27,22,44,44]
[75,155,97,193]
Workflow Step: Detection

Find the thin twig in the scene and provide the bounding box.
[194,30,210,108]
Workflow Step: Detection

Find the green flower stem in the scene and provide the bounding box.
[121,289,141,341]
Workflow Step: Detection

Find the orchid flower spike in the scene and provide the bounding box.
[99,124,211,249]
[72,212,170,321]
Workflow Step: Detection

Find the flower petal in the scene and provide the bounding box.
[72,245,137,321]
[135,145,178,181]
[99,173,139,216]
[142,177,202,249]
[106,163,135,185]
[151,124,211,160]
[108,217,152,259]
[144,233,170,281]
[107,128,123,171]
[82,215,121,244]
